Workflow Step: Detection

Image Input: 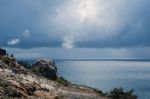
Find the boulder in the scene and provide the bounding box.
[32,59,58,80]
[0,48,6,56]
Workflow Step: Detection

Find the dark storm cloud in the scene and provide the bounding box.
[0,0,150,48]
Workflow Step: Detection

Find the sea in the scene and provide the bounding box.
[55,59,150,99]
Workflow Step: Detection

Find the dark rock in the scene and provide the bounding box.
[25,85,36,96]
[4,87,22,98]
[0,48,6,56]
[32,59,58,80]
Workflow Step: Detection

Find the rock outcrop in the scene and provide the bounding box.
[0,50,108,99]
[32,59,58,80]
[0,48,6,56]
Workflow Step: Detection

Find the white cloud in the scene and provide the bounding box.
[62,35,75,49]
[22,29,30,39]
[7,29,30,46]
[8,38,20,45]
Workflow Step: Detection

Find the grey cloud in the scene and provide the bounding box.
[0,0,150,48]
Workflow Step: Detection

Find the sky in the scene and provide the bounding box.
[0,0,150,59]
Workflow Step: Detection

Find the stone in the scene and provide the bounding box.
[32,59,58,80]
[0,48,6,56]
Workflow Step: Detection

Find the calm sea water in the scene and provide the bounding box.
[55,60,150,99]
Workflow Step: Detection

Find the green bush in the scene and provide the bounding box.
[108,88,138,99]
[0,56,16,68]
[56,77,70,86]
[31,67,40,74]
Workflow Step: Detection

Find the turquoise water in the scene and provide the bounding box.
[56,60,150,99]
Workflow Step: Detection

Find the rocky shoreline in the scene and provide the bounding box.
[0,48,109,99]
[0,48,137,99]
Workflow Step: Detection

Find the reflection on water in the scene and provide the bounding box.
[56,60,150,99]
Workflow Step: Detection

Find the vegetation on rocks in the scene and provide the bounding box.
[4,86,22,98]
[55,77,70,86]
[107,88,138,99]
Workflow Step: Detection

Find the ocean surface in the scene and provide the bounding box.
[55,59,150,99]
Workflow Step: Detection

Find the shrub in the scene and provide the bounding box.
[108,88,138,99]
[1,56,16,67]
[56,77,70,86]
[4,87,22,98]
[92,88,103,96]
[0,80,9,88]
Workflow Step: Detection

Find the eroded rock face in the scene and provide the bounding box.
[0,48,6,56]
[0,49,108,99]
[0,62,105,99]
[0,60,7,69]
[32,59,58,80]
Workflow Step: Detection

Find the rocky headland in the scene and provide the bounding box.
[0,48,137,99]
[0,48,109,99]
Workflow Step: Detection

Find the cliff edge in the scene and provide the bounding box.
[0,49,108,99]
